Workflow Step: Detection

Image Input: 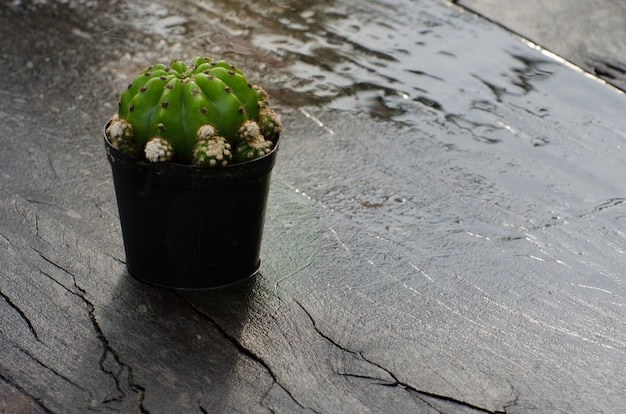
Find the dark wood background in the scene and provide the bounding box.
[1,0,625,412]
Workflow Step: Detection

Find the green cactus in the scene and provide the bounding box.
[106,56,282,166]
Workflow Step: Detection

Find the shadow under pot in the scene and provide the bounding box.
[104,125,279,289]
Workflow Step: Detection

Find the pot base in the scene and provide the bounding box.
[128,261,260,290]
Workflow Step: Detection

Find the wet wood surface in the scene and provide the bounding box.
[455,0,626,91]
[1,0,625,413]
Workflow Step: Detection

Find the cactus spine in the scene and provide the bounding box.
[106,56,282,166]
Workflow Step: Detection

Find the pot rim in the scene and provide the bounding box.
[103,120,280,171]
[104,120,280,189]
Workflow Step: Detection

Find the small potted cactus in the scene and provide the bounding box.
[104,56,283,289]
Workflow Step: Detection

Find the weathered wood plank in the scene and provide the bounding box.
[454,0,626,91]
[1,0,625,413]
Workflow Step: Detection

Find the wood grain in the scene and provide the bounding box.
[1,1,625,413]
[455,0,626,91]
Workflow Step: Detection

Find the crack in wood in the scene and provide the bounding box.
[293,299,358,357]
[273,248,320,299]
[177,293,320,414]
[0,289,40,342]
[34,249,83,292]
[16,345,87,393]
[22,198,63,210]
[31,248,149,412]
[293,299,517,414]
[335,372,395,386]
[74,282,149,412]
[0,371,54,414]
[46,154,60,179]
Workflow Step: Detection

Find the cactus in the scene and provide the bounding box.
[106,56,282,166]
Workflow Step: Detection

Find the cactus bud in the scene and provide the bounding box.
[197,124,216,140]
[193,136,233,167]
[254,85,270,108]
[234,134,274,163]
[106,114,137,156]
[237,120,262,142]
[258,108,283,141]
[145,137,174,162]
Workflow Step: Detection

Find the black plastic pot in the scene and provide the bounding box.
[104,125,278,289]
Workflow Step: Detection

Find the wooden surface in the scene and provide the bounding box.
[1,0,625,413]
[455,0,626,91]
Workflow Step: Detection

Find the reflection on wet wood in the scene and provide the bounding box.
[455,0,626,91]
[1,0,625,413]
